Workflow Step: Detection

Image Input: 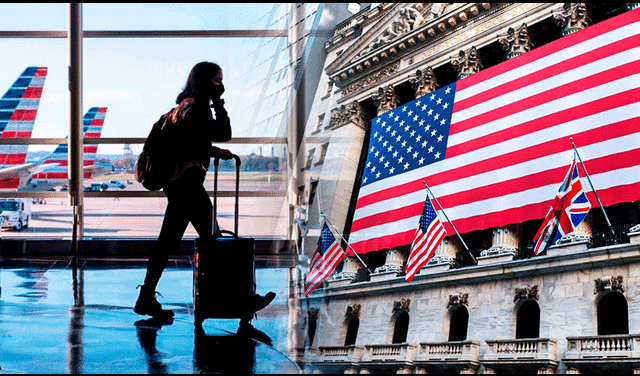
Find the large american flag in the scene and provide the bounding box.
[349,9,640,254]
[304,222,345,297]
[405,191,447,282]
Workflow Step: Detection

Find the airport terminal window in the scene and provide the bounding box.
[0,3,318,240]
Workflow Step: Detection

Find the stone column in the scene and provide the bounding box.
[428,236,459,265]
[374,247,406,274]
[322,100,369,281]
[553,3,590,36]
[479,224,521,263]
[497,23,533,59]
[451,46,482,80]
[566,367,582,374]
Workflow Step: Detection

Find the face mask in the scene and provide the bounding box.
[210,83,225,100]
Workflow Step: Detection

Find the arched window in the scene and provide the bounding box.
[307,313,317,347]
[449,306,469,341]
[392,311,410,344]
[515,300,540,339]
[598,292,629,335]
[344,316,359,346]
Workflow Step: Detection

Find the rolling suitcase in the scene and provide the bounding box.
[193,154,256,327]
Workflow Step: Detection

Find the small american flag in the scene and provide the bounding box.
[405,191,447,282]
[304,223,345,297]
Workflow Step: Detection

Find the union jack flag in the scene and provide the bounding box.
[533,155,592,254]
[304,223,345,297]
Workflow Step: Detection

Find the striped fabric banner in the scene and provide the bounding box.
[350,9,640,254]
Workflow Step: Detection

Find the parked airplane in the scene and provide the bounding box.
[0,66,47,189]
[27,106,107,191]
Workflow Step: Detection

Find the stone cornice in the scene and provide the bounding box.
[310,242,640,300]
[325,4,393,52]
[327,3,500,88]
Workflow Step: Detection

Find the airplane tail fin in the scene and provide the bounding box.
[0,66,47,165]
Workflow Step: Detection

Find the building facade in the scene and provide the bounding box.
[288,3,640,374]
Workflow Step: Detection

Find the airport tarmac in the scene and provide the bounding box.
[1,172,289,239]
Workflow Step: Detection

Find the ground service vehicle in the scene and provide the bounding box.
[0,198,31,231]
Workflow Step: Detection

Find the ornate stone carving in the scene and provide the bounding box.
[393,298,411,312]
[514,285,539,302]
[448,293,469,308]
[308,309,319,321]
[372,84,400,115]
[409,67,438,98]
[345,304,361,318]
[451,46,483,79]
[356,5,429,59]
[553,3,590,36]
[594,275,624,294]
[341,62,400,97]
[329,101,367,130]
[498,23,533,59]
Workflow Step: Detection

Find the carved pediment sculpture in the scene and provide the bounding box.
[447,293,469,308]
[514,285,539,302]
[356,5,429,59]
[372,84,400,115]
[498,23,533,59]
[451,46,483,79]
[409,67,438,98]
[393,298,411,312]
[345,304,362,318]
[554,3,591,36]
[594,276,624,294]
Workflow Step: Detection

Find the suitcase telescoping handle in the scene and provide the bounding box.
[213,153,241,236]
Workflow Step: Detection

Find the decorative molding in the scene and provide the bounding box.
[451,46,483,79]
[393,298,411,312]
[354,4,432,61]
[409,67,438,98]
[498,23,533,59]
[372,84,401,115]
[448,292,469,308]
[594,275,624,294]
[346,303,361,318]
[341,62,400,97]
[553,3,591,36]
[329,101,368,130]
[514,285,539,302]
[308,309,319,321]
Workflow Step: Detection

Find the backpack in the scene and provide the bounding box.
[135,109,180,191]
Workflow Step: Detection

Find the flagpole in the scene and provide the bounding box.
[570,137,615,237]
[320,212,373,274]
[422,181,476,264]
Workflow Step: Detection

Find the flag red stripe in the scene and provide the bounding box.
[456,8,640,91]
[355,116,639,216]
[453,36,640,114]
[450,63,640,138]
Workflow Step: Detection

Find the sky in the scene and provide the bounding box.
[0,3,289,155]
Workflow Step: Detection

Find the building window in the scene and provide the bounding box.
[315,142,329,166]
[515,300,540,339]
[313,114,324,134]
[304,148,315,171]
[392,311,410,344]
[307,312,318,347]
[448,306,469,341]
[598,292,629,335]
[344,316,359,346]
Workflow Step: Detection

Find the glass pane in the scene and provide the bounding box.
[83,3,290,31]
[0,3,67,31]
[83,37,291,148]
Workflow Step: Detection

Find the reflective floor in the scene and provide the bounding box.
[0,257,301,374]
